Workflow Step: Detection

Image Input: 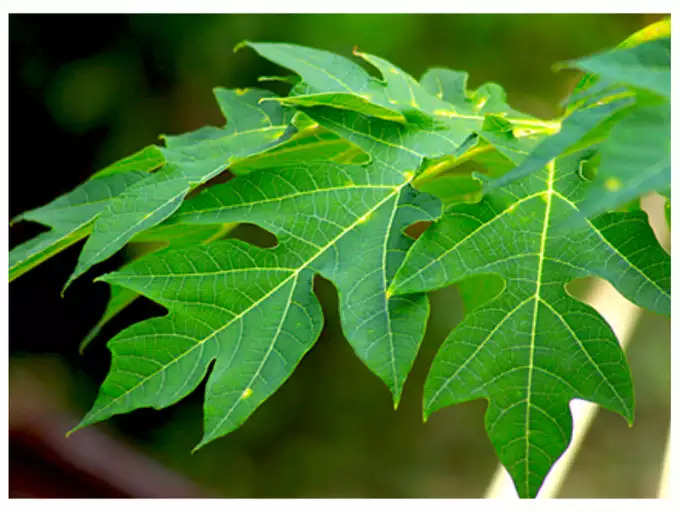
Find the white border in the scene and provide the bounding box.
[1,1,677,14]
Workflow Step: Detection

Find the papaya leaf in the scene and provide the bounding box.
[10,28,670,499]
[89,145,165,180]
[618,17,670,49]
[238,42,406,122]
[78,109,371,349]
[70,160,441,449]
[242,43,559,200]
[577,100,670,218]
[412,116,547,204]
[63,88,293,291]
[241,43,559,202]
[292,85,545,176]
[390,150,670,498]
[229,112,369,173]
[79,222,235,353]
[415,174,483,205]
[487,94,633,192]
[9,170,149,282]
[490,29,670,221]
[242,42,543,144]
[563,38,670,99]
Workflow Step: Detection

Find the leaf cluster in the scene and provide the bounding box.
[9,19,670,498]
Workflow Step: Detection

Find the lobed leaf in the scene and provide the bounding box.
[391,150,670,497]
[71,160,441,448]
[79,222,234,353]
[564,38,670,98]
[10,28,670,499]
[9,170,150,282]
[63,88,292,290]
[491,32,670,220]
[243,42,540,135]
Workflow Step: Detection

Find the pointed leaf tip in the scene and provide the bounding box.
[395,149,664,496]
[73,160,438,448]
[233,40,250,53]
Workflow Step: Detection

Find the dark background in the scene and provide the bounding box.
[9,13,670,497]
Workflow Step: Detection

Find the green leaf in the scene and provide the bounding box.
[578,101,670,218]
[63,88,292,291]
[563,38,670,98]
[9,170,148,282]
[243,42,539,133]
[390,151,669,498]
[486,91,669,222]
[239,42,405,122]
[488,94,633,192]
[489,21,670,221]
[303,106,463,170]
[229,112,369,173]
[89,145,165,180]
[11,31,670,498]
[244,43,558,203]
[71,160,441,449]
[79,223,234,353]
[415,174,482,205]
[618,17,670,48]
[412,119,546,205]
[419,68,469,105]
[294,96,542,179]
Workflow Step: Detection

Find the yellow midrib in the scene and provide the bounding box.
[523,159,555,496]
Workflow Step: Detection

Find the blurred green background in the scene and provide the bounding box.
[9,13,669,498]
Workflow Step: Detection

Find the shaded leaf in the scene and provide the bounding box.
[563,38,670,98]
[89,145,165,180]
[578,101,670,218]
[243,42,540,138]
[488,95,633,192]
[492,25,670,221]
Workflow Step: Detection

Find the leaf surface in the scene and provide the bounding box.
[89,145,166,180]
[565,38,670,98]
[9,170,149,282]
[71,160,441,448]
[79,222,234,353]
[243,42,539,137]
[62,88,293,290]
[391,151,670,497]
[491,34,670,220]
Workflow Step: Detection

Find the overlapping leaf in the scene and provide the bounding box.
[229,111,369,173]
[9,155,159,282]
[242,42,543,145]
[63,88,293,290]
[491,22,670,219]
[12,87,374,287]
[10,29,672,500]
[390,149,670,497]
[70,159,441,448]
[240,43,558,209]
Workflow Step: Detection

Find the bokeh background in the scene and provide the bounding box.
[9,13,670,498]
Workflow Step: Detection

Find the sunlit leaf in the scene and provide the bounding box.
[391,151,669,497]
[70,160,440,448]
